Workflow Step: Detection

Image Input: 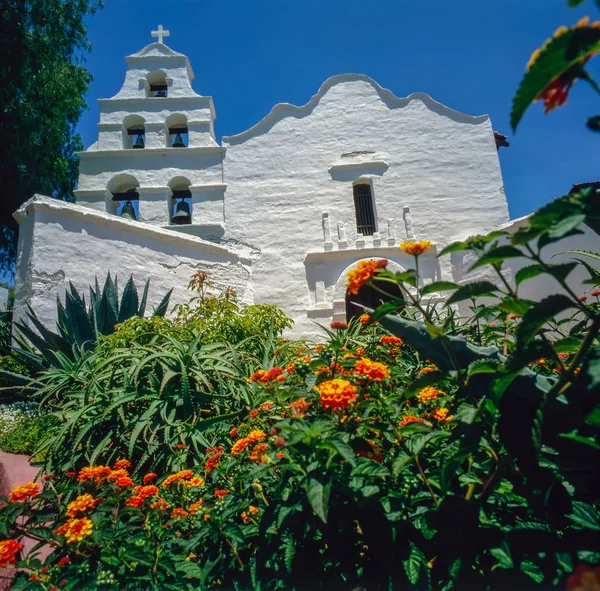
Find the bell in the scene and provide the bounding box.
[132,134,144,149]
[172,133,185,148]
[171,199,191,225]
[155,89,167,98]
[120,200,137,221]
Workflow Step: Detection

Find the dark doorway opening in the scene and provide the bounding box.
[345,281,404,323]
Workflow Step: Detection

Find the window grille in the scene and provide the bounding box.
[353,184,376,236]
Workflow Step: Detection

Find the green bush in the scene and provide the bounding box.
[1,186,599,590]
[0,411,57,455]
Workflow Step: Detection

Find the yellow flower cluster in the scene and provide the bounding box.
[66,494,99,517]
[417,387,445,403]
[56,517,93,544]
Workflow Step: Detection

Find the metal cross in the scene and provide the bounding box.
[151,25,170,44]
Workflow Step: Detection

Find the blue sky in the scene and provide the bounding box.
[78,0,600,219]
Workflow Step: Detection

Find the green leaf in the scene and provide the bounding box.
[176,561,203,579]
[516,294,575,350]
[403,542,428,585]
[570,257,600,283]
[446,281,499,305]
[438,241,470,256]
[490,544,513,569]
[469,245,524,271]
[97,273,119,335]
[65,282,96,348]
[378,314,502,372]
[498,297,534,317]
[560,432,600,451]
[392,451,411,477]
[515,262,576,286]
[138,279,150,317]
[568,501,600,530]
[406,431,450,456]
[118,275,139,323]
[306,478,330,523]
[420,281,459,296]
[520,560,544,583]
[351,459,390,479]
[321,436,357,466]
[511,25,600,131]
[587,114,600,131]
[568,0,586,6]
[154,288,173,317]
[467,359,501,378]
[549,214,587,240]
[585,406,600,427]
[583,346,600,388]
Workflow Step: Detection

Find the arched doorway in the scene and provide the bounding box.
[345,278,404,322]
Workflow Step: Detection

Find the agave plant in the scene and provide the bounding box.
[0,273,172,398]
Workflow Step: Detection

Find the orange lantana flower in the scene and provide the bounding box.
[432,408,452,422]
[161,470,194,487]
[417,387,445,403]
[66,494,99,517]
[566,564,600,591]
[170,508,189,519]
[290,398,311,418]
[399,240,434,256]
[77,466,112,484]
[133,485,159,499]
[0,539,23,567]
[380,335,403,345]
[62,517,93,544]
[9,482,39,503]
[400,415,425,427]
[353,358,391,381]
[113,459,131,470]
[231,430,267,455]
[346,259,388,295]
[317,379,358,411]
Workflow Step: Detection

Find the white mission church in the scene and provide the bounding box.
[12,27,599,339]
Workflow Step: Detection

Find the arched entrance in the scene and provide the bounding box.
[345,280,404,322]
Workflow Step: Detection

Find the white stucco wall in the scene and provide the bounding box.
[13,196,252,333]
[14,37,599,344]
[222,74,509,337]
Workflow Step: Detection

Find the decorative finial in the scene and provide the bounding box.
[151,24,170,44]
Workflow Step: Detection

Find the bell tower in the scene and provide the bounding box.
[74,26,226,238]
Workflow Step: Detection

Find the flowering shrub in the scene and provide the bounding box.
[2,5,600,583]
[4,198,599,587]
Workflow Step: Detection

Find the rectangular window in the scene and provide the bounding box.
[353,184,376,236]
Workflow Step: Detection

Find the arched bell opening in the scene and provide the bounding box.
[107,174,140,220]
[168,177,192,225]
[166,113,188,148]
[122,115,145,150]
[146,70,168,98]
